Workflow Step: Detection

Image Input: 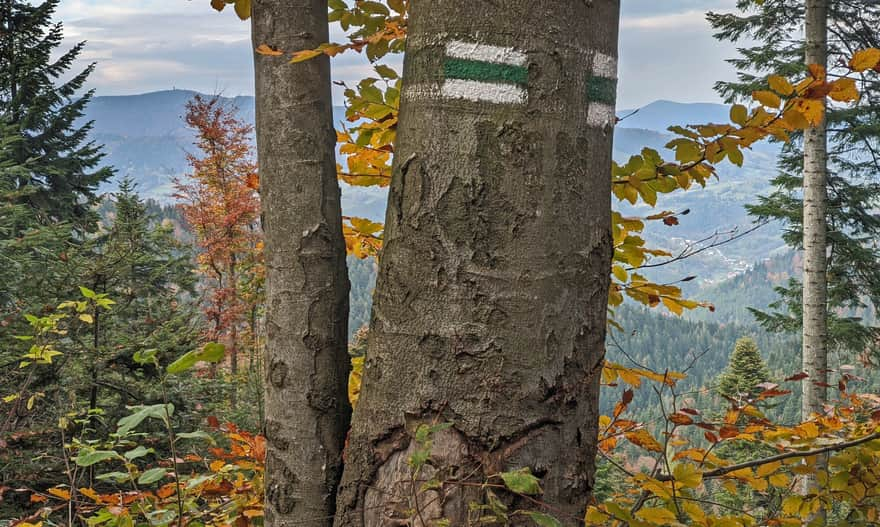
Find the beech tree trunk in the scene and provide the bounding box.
[802,0,828,419]
[252,2,352,526]
[335,2,619,525]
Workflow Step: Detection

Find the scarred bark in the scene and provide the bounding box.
[335,2,619,525]
[252,2,352,525]
[802,0,828,419]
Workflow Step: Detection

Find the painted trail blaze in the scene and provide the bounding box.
[441,40,528,104]
[587,52,618,127]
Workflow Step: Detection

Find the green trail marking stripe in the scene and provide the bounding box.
[443,58,528,86]
[587,76,617,105]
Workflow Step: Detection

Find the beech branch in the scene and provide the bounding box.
[656,431,880,482]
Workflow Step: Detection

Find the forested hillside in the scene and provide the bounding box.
[4,1,880,526]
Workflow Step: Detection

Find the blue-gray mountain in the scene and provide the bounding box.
[81,90,786,286]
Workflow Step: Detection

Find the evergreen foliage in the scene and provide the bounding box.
[0,0,112,226]
[716,337,772,402]
[709,1,880,355]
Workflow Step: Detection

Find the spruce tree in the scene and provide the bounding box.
[72,178,199,417]
[709,1,880,357]
[0,0,112,226]
[716,337,771,402]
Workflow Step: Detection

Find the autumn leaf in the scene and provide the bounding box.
[255,44,284,57]
[233,0,250,19]
[768,75,794,96]
[625,429,664,453]
[290,48,323,63]
[849,48,880,72]
[753,90,782,108]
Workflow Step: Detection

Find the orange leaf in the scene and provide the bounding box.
[246,173,260,190]
[669,412,694,426]
[255,44,284,57]
[625,429,664,453]
[47,487,71,501]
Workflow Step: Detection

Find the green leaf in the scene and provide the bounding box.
[124,445,152,460]
[74,450,119,467]
[133,349,158,366]
[328,0,347,9]
[117,404,174,435]
[499,467,542,495]
[358,1,389,15]
[78,286,97,299]
[374,64,398,79]
[167,343,225,374]
[138,467,168,485]
[176,430,216,445]
[523,511,563,527]
[96,471,131,483]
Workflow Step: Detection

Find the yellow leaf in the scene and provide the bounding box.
[673,463,703,489]
[829,78,859,102]
[79,314,94,324]
[625,429,663,453]
[782,496,803,516]
[730,104,748,126]
[636,507,678,525]
[611,265,628,283]
[794,421,820,439]
[795,98,824,126]
[661,296,683,316]
[849,48,880,72]
[756,460,781,478]
[769,75,795,96]
[78,487,100,501]
[47,487,71,501]
[753,90,782,109]
[290,48,323,63]
[769,473,790,488]
[348,356,364,407]
[233,0,250,19]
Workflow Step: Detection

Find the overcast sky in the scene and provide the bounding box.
[56,0,741,109]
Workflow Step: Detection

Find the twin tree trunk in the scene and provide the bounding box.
[802,0,828,419]
[252,1,352,526]
[335,1,618,525]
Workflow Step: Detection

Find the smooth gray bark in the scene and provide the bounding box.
[335,2,619,525]
[802,0,828,419]
[252,2,352,525]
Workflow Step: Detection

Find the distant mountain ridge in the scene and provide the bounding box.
[82,90,751,206]
[80,90,785,284]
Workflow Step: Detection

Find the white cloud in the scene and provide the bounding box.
[52,0,744,108]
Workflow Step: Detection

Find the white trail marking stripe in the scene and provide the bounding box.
[440,78,527,104]
[445,40,527,67]
[592,52,618,79]
[587,103,616,128]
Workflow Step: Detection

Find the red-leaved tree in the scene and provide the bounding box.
[174,95,263,387]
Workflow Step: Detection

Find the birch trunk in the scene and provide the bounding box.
[802,0,828,419]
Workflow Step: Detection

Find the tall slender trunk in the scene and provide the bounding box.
[334,2,618,525]
[802,0,828,419]
[229,253,238,406]
[251,2,352,526]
